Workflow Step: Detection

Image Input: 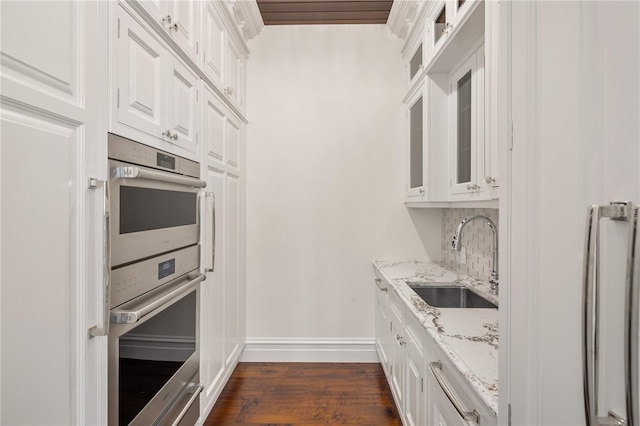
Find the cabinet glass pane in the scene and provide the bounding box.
[457,71,472,184]
[410,44,423,80]
[458,0,466,9]
[410,97,423,189]
[434,6,446,44]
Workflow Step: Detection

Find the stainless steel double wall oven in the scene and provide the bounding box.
[107,133,206,425]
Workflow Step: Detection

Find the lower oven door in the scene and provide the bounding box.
[109,273,204,426]
[109,159,203,267]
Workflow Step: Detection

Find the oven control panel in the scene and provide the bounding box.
[110,245,199,309]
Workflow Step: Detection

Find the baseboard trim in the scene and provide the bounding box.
[239,338,378,362]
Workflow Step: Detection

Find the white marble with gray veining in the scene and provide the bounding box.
[373,260,499,416]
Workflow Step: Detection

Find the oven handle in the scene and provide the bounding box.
[89,179,111,338]
[171,383,203,426]
[205,192,215,272]
[111,273,205,324]
[113,166,206,188]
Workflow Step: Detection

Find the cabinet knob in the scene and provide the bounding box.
[419,188,425,194]
[485,176,496,184]
[171,133,179,141]
[162,129,172,138]
[466,183,480,191]
[162,15,178,31]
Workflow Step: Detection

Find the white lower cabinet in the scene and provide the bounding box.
[199,83,246,420]
[0,1,107,424]
[374,274,496,426]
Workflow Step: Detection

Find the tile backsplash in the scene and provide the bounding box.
[441,208,499,282]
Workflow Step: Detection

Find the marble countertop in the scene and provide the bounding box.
[373,260,499,416]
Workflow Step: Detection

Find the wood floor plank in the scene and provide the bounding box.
[204,362,401,425]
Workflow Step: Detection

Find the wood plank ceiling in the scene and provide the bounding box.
[256,0,394,25]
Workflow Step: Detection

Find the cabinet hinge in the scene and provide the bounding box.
[118,18,120,38]
[203,51,206,62]
[117,89,120,108]
[390,321,392,332]
[421,377,424,393]
[196,132,198,143]
[509,120,514,150]
[508,403,512,425]
[196,41,199,55]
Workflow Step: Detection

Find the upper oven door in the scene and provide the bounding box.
[109,159,202,267]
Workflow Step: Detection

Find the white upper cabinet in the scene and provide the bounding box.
[115,6,199,157]
[202,1,226,90]
[448,45,484,196]
[405,84,427,201]
[132,0,200,62]
[166,55,199,152]
[226,38,246,111]
[201,1,247,113]
[117,9,166,139]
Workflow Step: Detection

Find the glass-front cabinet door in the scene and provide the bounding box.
[406,85,426,200]
[449,44,484,195]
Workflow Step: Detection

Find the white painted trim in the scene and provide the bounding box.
[240,338,378,363]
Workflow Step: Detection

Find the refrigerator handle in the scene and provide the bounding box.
[582,202,630,426]
[582,205,601,426]
[626,206,639,426]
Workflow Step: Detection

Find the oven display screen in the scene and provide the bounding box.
[158,259,176,279]
[157,153,176,170]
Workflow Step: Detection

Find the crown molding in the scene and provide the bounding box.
[228,0,264,42]
[387,0,420,40]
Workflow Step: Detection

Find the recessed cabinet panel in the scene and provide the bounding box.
[167,57,198,151]
[226,115,241,170]
[203,88,225,163]
[0,1,79,105]
[410,97,424,189]
[118,11,165,137]
[203,3,225,89]
[226,39,245,109]
[169,0,198,60]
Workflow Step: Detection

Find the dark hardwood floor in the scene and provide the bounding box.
[204,362,401,425]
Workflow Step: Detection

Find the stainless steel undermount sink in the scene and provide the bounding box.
[408,284,497,309]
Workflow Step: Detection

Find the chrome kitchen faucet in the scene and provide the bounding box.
[451,215,499,295]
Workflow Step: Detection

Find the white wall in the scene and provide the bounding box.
[244,25,441,360]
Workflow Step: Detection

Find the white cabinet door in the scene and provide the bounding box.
[1,1,105,424]
[166,55,199,153]
[404,331,425,426]
[224,173,243,365]
[117,8,166,139]
[202,1,226,90]
[202,85,226,163]
[226,38,245,110]
[448,44,484,196]
[201,167,226,410]
[389,305,405,409]
[375,285,391,373]
[225,113,242,171]
[167,0,199,62]
[427,369,470,426]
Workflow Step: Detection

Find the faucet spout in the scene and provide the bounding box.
[451,214,499,294]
